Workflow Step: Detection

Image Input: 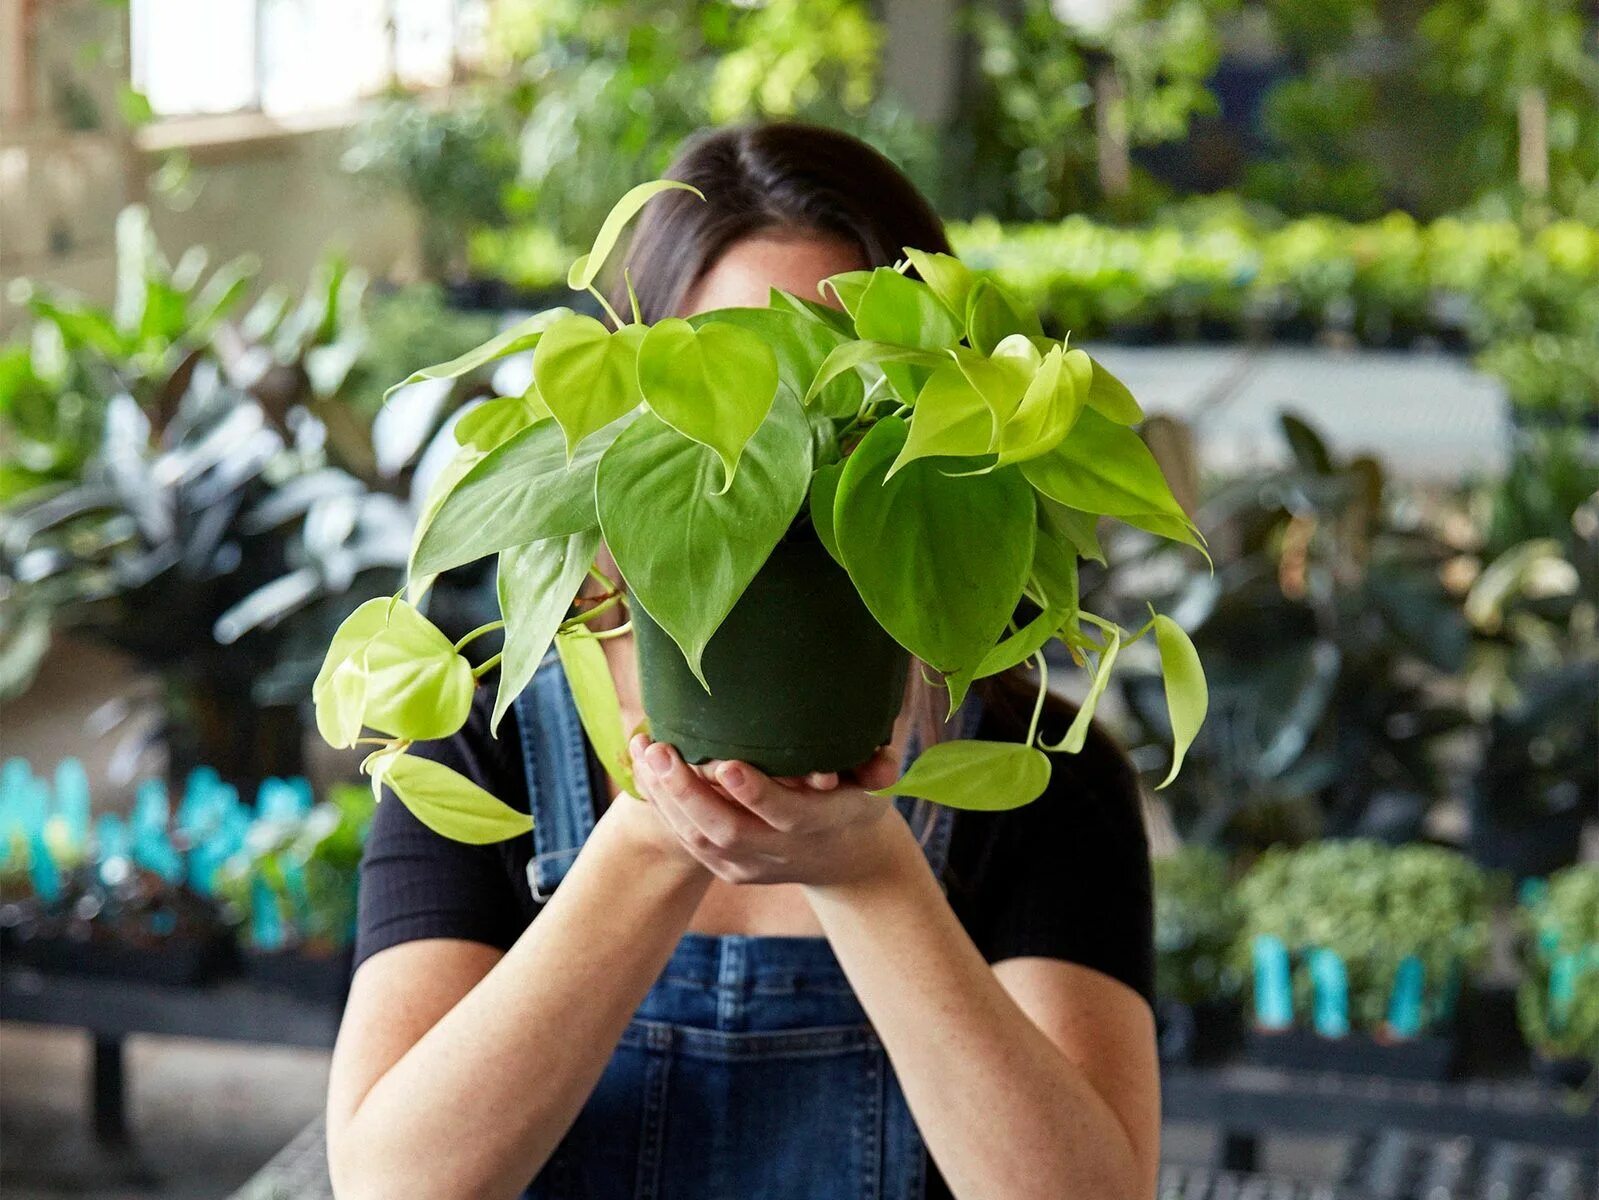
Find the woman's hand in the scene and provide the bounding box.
[628,735,908,887]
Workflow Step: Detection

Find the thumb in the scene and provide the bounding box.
[853,746,901,793]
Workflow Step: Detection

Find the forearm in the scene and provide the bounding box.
[332,803,710,1200]
[803,818,1144,1200]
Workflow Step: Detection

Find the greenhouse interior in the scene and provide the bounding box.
[0,2,1596,1199]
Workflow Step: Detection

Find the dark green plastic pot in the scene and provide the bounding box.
[630,531,909,776]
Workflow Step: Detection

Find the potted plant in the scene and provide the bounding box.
[311,180,1210,835]
[217,783,373,1001]
[1235,839,1492,1080]
[1152,845,1244,1063]
[1516,866,1599,1089]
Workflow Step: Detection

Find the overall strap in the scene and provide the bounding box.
[513,655,597,902]
[893,692,985,882]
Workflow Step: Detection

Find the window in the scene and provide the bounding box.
[129,0,488,119]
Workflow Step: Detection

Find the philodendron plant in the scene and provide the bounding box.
[313,180,1209,843]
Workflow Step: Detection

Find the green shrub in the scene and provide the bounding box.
[1236,840,1492,1034]
[1154,846,1244,1005]
[1517,866,1599,1066]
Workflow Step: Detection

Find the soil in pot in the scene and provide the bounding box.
[630,529,909,778]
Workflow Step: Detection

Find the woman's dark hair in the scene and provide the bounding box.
[609,122,952,323]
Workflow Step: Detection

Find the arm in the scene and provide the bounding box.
[326,797,710,1200]
[632,739,1159,1200]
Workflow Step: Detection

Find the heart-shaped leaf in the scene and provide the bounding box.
[1153,614,1208,788]
[1038,496,1105,565]
[492,527,601,732]
[994,345,1090,467]
[411,416,623,579]
[803,340,947,407]
[597,390,812,685]
[966,278,1043,355]
[376,752,533,844]
[888,362,994,477]
[533,314,647,457]
[637,317,779,492]
[770,287,856,337]
[556,626,635,796]
[357,601,476,742]
[809,461,845,565]
[875,739,1051,811]
[690,306,862,418]
[1084,355,1144,425]
[818,269,875,318]
[954,337,1037,429]
[852,268,963,351]
[903,248,975,320]
[315,647,371,749]
[835,417,1034,673]
[384,308,572,401]
[567,179,704,291]
[1020,408,1190,522]
[454,394,545,452]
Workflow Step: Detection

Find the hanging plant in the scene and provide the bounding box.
[311,180,1210,841]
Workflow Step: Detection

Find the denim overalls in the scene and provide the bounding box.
[513,661,978,1200]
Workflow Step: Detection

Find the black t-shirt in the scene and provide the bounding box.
[356,672,1155,998]
[354,673,1155,1197]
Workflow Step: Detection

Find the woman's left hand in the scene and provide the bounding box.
[628,735,907,887]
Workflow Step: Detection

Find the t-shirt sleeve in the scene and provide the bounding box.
[353,693,529,969]
[958,735,1156,1007]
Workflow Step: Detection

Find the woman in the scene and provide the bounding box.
[327,122,1159,1200]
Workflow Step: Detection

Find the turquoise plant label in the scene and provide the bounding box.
[1308,948,1351,1038]
[1387,956,1426,1039]
[1253,935,1294,1030]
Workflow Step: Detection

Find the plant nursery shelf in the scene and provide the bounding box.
[1162,1063,1598,1158]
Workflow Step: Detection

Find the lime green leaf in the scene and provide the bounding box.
[358,601,476,742]
[1020,408,1188,521]
[1085,355,1144,425]
[597,391,812,686]
[875,739,1051,811]
[945,606,1065,715]
[313,598,391,707]
[994,344,1086,467]
[567,179,704,291]
[802,340,946,407]
[315,650,370,749]
[556,627,635,796]
[966,278,1043,355]
[377,753,533,844]
[769,287,856,337]
[835,417,1034,673]
[1039,497,1105,565]
[1049,628,1122,754]
[492,528,601,732]
[903,248,975,320]
[532,314,647,457]
[954,337,1037,429]
[411,416,622,579]
[818,269,876,317]
[852,268,963,351]
[888,362,994,477]
[1153,614,1208,788]
[454,394,545,452]
[1118,510,1210,558]
[384,308,572,401]
[637,317,779,492]
[691,305,862,418]
[809,461,845,566]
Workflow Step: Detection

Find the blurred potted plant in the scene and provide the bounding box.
[217,782,372,1000]
[1153,845,1244,1063]
[1112,412,1471,848]
[1236,839,1492,1079]
[1464,454,1598,879]
[1516,866,1599,1089]
[311,180,1211,841]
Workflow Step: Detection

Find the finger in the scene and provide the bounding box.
[645,743,767,852]
[713,760,813,834]
[851,746,901,793]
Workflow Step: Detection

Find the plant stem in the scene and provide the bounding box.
[471,653,503,680]
[568,593,623,625]
[624,269,642,325]
[588,284,624,330]
[453,620,505,652]
[1026,649,1050,746]
[589,621,633,641]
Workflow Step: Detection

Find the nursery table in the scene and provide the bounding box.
[0,964,343,1147]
